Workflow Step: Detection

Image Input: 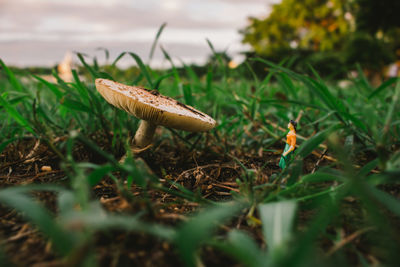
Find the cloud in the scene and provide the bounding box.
[0,0,278,66]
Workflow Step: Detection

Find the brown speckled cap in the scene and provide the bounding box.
[95,78,216,132]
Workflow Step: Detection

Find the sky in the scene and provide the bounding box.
[0,0,280,68]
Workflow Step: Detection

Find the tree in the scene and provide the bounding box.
[343,0,400,71]
[241,0,355,57]
[355,0,400,34]
[241,0,400,78]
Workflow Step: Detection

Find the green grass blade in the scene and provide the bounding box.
[286,159,303,186]
[212,230,266,267]
[62,204,175,241]
[0,59,24,92]
[154,72,174,90]
[97,71,114,80]
[368,77,398,99]
[86,87,103,115]
[296,124,341,158]
[279,197,339,266]
[206,65,213,97]
[51,69,71,90]
[149,22,167,62]
[0,188,75,255]
[369,186,400,218]
[356,63,372,91]
[254,58,348,122]
[182,84,193,106]
[181,62,201,85]
[130,73,144,85]
[301,171,344,183]
[307,77,346,119]
[57,191,76,216]
[95,47,110,62]
[0,94,28,107]
[33,74,64,100]
[206,38,216,52]
[205,38,226,67]
[61,97,92,113]
[76,52,99,78]
[0,93,35,134]
[357,158,379,177]
[112,52,154,88]
[381,80,400,144]
[160,46,180,83]
[340,111,369,134]
[71,70,91,106]
[176,201,243,267]
[259,200,297,251]
[276,72,297,98]
[88,164,116,186]
[93,56,100,71]
[244,61,259,85]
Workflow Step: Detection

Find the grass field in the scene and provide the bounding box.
[1,47,400,267]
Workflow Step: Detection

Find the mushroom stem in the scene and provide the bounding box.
[133,120,157,148]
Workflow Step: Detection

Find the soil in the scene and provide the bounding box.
[0,134,396,266]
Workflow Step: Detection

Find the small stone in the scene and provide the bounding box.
[40,166,52,172]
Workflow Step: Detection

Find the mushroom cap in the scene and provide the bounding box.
[95,78,216,132]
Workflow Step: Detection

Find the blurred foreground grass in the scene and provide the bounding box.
[0,45,400,267]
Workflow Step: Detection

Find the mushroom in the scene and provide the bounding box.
[95,78,216,151]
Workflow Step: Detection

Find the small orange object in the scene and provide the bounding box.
[41,166,52,172]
